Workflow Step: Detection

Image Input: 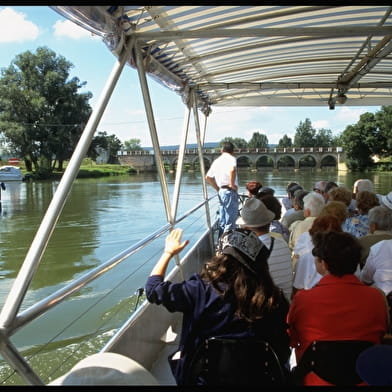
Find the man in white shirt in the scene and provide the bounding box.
[237,197,293,301]
[361,239,392,295]
[206,142,239,235]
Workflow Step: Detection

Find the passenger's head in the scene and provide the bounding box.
[368,205,392,232]
[258,194,282,220]
[323,181,338,201]
[318,201,348,225]
[293,189,309,210]
[324,181,338,194]
[205,228,281,321]
[286,182,298,193]
[257,186,275,198]
[328,186,352,207]
[313,180,328,194]
[303,192,325,217]
[309,215,343,238]
[221,142,235,154]
[236,197,274,231]
[311,231,361,276]
[246,181,262,196]
[353,179,375,194]
[288,184,303,200]
[356,191,379,214]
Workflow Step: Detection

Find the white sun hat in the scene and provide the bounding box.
[380,191,392,210]
[49,352,159,385]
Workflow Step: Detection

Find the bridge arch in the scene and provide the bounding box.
[277,155,295,169]
[320,154,338,168]
[298,154,317,168]
[256,155,274,168]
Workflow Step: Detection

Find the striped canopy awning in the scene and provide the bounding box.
[52,6,392,112]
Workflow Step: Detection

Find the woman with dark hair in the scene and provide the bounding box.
[258,193,289,242]
[245,180,262,197]
[146,228,290,385]
[288,231,389,386]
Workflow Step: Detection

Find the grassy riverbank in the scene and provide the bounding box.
[0,159,136,180]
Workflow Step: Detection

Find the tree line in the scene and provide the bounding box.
[0,47,391,175]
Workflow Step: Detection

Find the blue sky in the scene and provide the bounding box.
[0,6,381,147]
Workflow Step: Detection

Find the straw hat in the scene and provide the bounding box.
[236,197,275,228]
[49,352,159,385]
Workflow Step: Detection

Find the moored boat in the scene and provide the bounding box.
[0,166,23,182]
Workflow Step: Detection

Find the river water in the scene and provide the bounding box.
[0,168,391,384]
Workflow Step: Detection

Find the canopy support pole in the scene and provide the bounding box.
[190,89,214,252]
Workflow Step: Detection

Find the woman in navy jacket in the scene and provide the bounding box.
[145,228,290,385]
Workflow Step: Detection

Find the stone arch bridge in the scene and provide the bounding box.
[117,147,347,172]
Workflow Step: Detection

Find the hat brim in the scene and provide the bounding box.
[381,195,392,210]
[236,216,273,228]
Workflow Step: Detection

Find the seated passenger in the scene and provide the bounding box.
[281,189,308,230]
[281,182,300,212]
[287,231,389,386]
[350,179,377,213]
[343,190,379,238]
[360,238,392,296]
[358,205,392,268]
[289,192,325,258]
[292,214,344,299]
[327,185,352,212]
[257,193,289,242]
[245,181,262,197]
[146,228,290,385]
[237,197,293,301]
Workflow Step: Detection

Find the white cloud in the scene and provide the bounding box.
[313,119,329,129]
[0,7,39,43]
[53,19,99,40]
[335,107,369,124]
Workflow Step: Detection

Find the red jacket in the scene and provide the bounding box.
[288,274,388,385]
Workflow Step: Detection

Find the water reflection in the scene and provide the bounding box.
[1,170,391,306]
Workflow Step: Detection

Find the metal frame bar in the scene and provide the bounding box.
[171,104,191,223]
[0,37,135,385]
[134,41,172,224]
[191,89,214,252]
[136,26,392,40]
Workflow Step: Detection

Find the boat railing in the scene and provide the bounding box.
[0,194,220,385]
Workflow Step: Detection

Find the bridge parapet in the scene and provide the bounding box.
[119,146,343,155]
[118,146,346,171]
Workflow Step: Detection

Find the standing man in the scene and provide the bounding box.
[206,142,239,235]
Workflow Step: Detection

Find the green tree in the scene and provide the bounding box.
[314,128,334,147]
[278,134,293,148]
[89,131,122,163]
[123,138,143,151]
[0,47,92,173]
[219,137,248,149]
[247,132,268,148]
[340,112,378,170]
[293,118,316,147]
[375,105,392,157]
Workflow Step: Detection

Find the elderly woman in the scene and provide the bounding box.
[288,231,388,386]
[343,190,379,238]
[146,228,290,385]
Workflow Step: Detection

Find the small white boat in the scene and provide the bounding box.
[0,166,23,182]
